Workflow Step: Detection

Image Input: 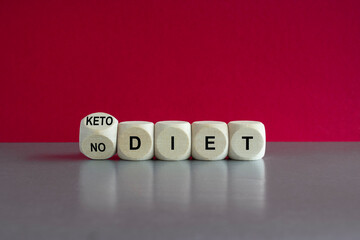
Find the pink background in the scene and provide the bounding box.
[1,0,359,142]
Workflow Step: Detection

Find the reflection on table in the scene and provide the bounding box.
[79,159,266,217]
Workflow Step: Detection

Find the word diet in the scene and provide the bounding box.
[79,112,266,161]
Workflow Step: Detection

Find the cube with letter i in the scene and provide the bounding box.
[155,121,191,160]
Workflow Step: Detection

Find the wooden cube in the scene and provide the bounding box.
[79,112,118,159]
[191,121,228,160]
[117,121,154,160]
[228,121,266,160]
[155,121,191,160]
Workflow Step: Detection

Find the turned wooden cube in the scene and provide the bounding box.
[79,112,118,160]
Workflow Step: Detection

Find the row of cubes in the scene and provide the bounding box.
[79,112,266,160]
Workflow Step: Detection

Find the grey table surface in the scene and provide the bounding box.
[0,142,359,240]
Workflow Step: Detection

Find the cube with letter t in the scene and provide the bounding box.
[228,121,266,160]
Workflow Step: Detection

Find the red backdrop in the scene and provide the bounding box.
[1,0,359,142]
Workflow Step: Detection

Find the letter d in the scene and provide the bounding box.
[130,136,141,150]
